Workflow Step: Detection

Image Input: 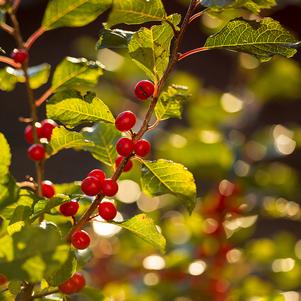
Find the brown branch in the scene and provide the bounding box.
[67,0,200,240]
[0,55,21,68]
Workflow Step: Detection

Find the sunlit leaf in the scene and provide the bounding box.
[97,28,134,49]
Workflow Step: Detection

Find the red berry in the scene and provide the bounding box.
[134,139,151,157]
[115,156,133,172]
[134,80,154,100]
[71,273,86,292]
[0,274,7,285]
[71,230,90,249]
[81,176,101,196]
[116,137,134,157]
[60,200,79,216]
[98,202,117,221]
[59,279,77,295]
[41,119,57,140]
[42,180,55,198]
[27,144,45,161]
[88,169,105,183]
[24,122,43,144]
[11,48,28,64]
[115,111,137,132]
[101,178,118,197]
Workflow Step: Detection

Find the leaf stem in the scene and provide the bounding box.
[0,55,21,68]
[8,11,44,196]
[35,87,53,107]
[24,27,45,50]
[178,47,209,61]
[67,0,200,240]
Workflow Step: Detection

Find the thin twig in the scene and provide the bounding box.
[178,47,209,61]
[0,23,14,35]
[67,0,200,240]
[35,87,53,107]
[0,55,21,68]
[24,27,45,50]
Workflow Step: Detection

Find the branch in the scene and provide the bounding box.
[178,47,209,61]
[67,0,200,240]
[0,23,14,35]
[0,55,21,68]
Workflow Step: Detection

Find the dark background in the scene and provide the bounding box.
[1,1,301,239]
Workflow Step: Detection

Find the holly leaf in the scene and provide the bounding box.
[202,0,276,13]
[51,57,103,93]
[112,214,166,253]
[128,14,181,81]
[82,122,121,167]
[97,28,134,49]
[0,223,71,282]
[108,0,166,27]
[42,0,112,31]
[155,85,190,120]
[141,159,197,213]
[47,90,115,128]
[204,17,300,62]
[6,64,51,89]
[47,127,95,156]
[0,132,11,180]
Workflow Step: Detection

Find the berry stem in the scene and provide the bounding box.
[0,55,21,68]
[67,0,200,240]
[178,47,209,61]
[8,10,44,197]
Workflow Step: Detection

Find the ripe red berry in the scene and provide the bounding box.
[98,202,117,221]
[71,230,90,249]
[81,176,101,196]
[27,144,45,161]
[24,122,43,144]
[134,80,154,100]
[71,273,86,292]
[134,139,151,157]
[0,274,8,285]
[11,48,28,64]
[101,178,118,197]
[116,137,134,157]
[88,169,105,183]
[115,111,137,132]
[115,156,133,172]
[42,180,55,198]
[41,119,57,140]
[60,200,79,216]
[59,273,85,294]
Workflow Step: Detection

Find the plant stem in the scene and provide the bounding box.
[178,47,209,61]
[0,55,21,68]
[0,22,14,35]
[8,11,43,196]
[24,27,45,50]
[35,87,53,107]
[67,0,199,240]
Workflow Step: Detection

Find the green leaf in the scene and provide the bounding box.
[31,195,70,222]
[155,85,190,120]
[47,90,115,128]
[0,132,11,180]
[204,17,300,62]
[202,0,276,13]
[47,127,95,156]
[51,57,103,92]
[141,159,197,213]
[54,182,81,195]
[82,122,121,167]
[128,14,181,81]
[7,205,32,236]
[0,9,6,24]
[0,68,17,91]
[42,0,112,31]
[108,0,166,27]
[0,223,71,282]
[0,175,20,212]
[46,251,77,286]
[96,28,134,49]
[6,64,51,90]
[112,214,166,253]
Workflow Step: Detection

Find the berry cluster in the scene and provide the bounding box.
[58,272,85,294]
[25,119,57,198]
